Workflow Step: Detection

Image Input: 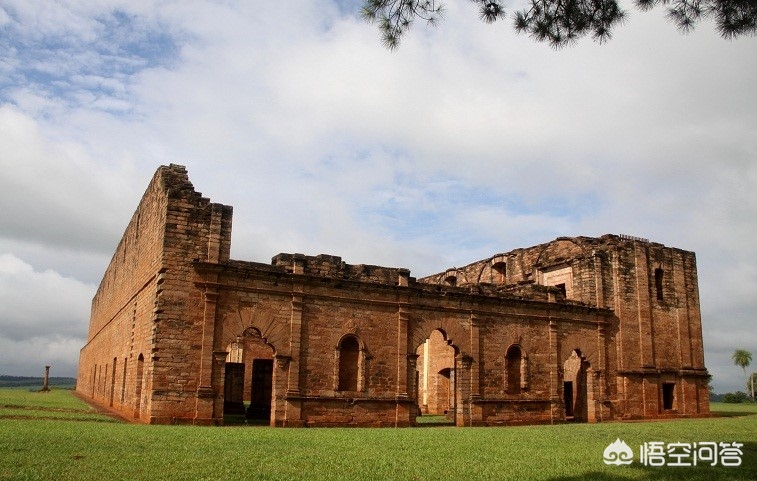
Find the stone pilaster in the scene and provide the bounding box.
[273,354,290,426]
[194,285,218,423]
[396,305,410,399]
[549,319,562,423]
[468,313,482,425]
[283,293,304,426]
[456,354,473,426]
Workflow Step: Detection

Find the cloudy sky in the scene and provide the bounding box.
[0,1,754,393]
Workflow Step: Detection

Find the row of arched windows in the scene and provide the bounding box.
[336,334,529,395]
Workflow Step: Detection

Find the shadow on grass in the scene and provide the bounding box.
[546,441,756,481]
[223,412,271,426]
[414,414,454,427]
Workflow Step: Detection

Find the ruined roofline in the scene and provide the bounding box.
[92,164,230,304]
[196,257,600,313]
[97,164,210,286]
[92,164,189,298]
[209,253,414,287]
[418,233,691,284]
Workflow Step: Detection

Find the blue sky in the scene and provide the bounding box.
[0,0,755,394]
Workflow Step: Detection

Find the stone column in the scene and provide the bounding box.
[41,366,51,392]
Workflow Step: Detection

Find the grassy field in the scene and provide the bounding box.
[1,389,755,481]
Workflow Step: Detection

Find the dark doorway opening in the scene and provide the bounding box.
[564,381,574,418]
[224,362,246,414]
[247,359,273,420]
[662,383,675,410]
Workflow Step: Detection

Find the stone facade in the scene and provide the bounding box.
[77,165,710,426]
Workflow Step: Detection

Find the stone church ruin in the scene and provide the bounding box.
[77,164,710,426]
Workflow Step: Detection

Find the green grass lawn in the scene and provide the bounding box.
[1,389,754,481]
[0,387,115,422]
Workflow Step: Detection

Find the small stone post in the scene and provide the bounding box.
[41,365,51,392]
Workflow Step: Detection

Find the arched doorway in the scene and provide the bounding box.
[223,328,275,422]
[415,329,459,425]
[563,349,590,422]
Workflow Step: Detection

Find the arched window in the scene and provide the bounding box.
[338,336,361,391]
[506,345,528,393]
[492,261,507,283]
[443,268,459,286]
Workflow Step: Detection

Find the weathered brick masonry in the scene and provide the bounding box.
[77,165,710,426]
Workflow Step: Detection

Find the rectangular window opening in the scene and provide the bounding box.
[662,383,675,410]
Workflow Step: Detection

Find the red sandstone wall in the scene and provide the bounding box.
[77,166,178,419]
[78,164,233,423]
[145,167,232,424]
[420,234,709,420]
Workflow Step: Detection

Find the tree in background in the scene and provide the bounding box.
[722,391,749,403]
[362,0,757,49]
[732,349,753,401]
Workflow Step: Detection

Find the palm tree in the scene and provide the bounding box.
[732,349,753,401]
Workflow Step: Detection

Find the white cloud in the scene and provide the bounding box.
[0,105,142,253]
[0,253,94,376]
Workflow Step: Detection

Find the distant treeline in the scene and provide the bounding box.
[0,375,76,388]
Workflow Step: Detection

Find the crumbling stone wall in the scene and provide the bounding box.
[77,165,708,426]
[420,234,709,419]
[77,165,232,423]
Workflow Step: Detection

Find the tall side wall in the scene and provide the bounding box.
[77,166,173,418]
[77,164,233,422]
